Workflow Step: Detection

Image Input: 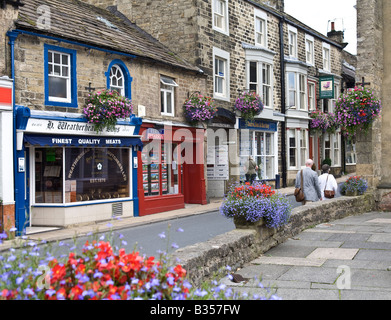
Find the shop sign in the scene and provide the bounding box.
[239,119,277,132]
[0,77,13,110]
[24,118,136,137]
[146,128,164,140]
[319,76,335,99]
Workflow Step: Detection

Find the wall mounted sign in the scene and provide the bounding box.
[24,118,136,137]
[319,76,335,99]
[239,119,277,132]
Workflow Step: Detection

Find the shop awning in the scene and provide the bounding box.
[24,134,144,149]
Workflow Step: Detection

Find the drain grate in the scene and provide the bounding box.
[112,203,123,217]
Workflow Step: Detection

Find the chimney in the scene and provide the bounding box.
[327,21,346,45]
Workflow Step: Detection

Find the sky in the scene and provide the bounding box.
[284,0,357,55]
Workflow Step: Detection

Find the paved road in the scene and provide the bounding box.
[220,211,391,300]
[62,210,235,257]
[60,189,342,257]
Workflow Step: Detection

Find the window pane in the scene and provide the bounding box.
[53,65,61,76]
[250,62,257,83]
[49,77,67,99]
[34,148,63,204]
[54,53,61,64]
[166,92,172,114]
[62,66,69,77]
[161,91,165,113]
[62,54,68,65]
[65,148,130,202]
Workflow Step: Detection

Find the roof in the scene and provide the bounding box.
[14,0,203,73]
[246,0,344,50]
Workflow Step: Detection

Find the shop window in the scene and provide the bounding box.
[44,45,77,108]
[142,141,181,197]
[346,140,357,164]
[239,130,277,180]
[323,133,341,167]
[287,129,308,169]
[34,147,130,204]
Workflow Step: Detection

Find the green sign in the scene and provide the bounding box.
[319,76,334,99]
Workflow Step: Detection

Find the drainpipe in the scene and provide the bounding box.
[279,17,287,188]
[6,30,26,235]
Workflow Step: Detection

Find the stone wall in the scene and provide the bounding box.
[13,34,207,123]
[0,5,18,76]
[355,0,383,189]
[173,193,377,286]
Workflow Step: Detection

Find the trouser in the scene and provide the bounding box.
[302,200,313,205]
[245,174,257,184]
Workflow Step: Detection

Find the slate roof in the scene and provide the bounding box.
[15,0,203,73]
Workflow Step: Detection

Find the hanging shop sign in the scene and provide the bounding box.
[319,76,335,99]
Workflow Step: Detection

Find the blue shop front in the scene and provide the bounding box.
[15,107,142,233]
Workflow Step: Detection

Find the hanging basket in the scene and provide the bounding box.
[234,91,264,121]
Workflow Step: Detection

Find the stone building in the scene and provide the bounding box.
[1,0,207,234]
[84,0,351,193]
[355,0,391,210]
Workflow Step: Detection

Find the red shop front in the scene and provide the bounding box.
[137,123,207,216]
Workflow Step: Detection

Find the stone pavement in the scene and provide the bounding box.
[220,211,391,300]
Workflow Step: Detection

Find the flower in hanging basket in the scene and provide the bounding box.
[83,89,134,133]
[340,176,368,196]
[234,91,264,121]
[335,86,382,138]
[309,110,339,134]
[183,94,217,123]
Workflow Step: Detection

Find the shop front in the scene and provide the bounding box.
[239,118,279,185]
[15,108,142,231]
[138,122,207,216]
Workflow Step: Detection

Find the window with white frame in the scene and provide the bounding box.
[160,76,178,116]
[213,48,230,101]
[299,74,306,110]
[286,68,307,110]
[323,132,340,167]
[305,35,314,65]
[254,8,267,47]
[308,81,316,111]
[322,43,331,71]
[288,128,308,169]
[288,26,297,58]
[346,140,357,164]
[322,81,339,113]
[109,65,125,96]
[213,0,229,35]
[247,61,273,108]
[47,50,71,103]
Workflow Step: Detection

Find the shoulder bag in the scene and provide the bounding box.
[294,170,305,202]
[324,174,335,199]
